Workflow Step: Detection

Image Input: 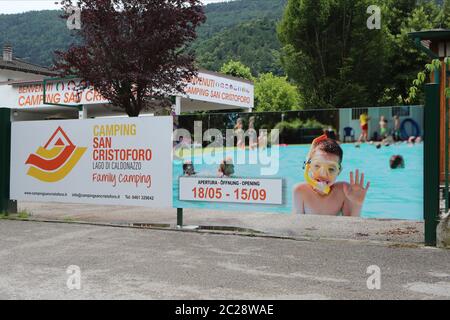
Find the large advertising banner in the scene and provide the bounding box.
[10,117,173,207]
[173,107,424,220]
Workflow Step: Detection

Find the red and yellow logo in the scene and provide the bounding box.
[25,127,87,182]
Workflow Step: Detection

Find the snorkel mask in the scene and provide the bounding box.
[303,135,341,195]
[304,158,341,195]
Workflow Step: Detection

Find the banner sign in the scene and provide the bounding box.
[10,117,173,207]
[0,71,254,110]
[8,107,424,221]
[184,72,254,109]
[173,107,425,220]
[179,177,283,205]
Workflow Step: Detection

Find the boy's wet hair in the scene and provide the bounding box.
[312,139,343,163]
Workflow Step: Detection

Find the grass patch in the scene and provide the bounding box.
[17,211,30,220]
[0,210,31,220]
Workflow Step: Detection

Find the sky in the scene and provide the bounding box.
[0,0,230,14]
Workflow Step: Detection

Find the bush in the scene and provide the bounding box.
[274,118,328,144]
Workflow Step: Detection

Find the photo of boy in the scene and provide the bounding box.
[293,135,370,216]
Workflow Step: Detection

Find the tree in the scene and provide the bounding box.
[380,0,444,105]
[278,0,448,109]
[255,73,302,112]
[220,60,254,81]
[55,0,206,117]
[277,0,390,109]
[194,18,285,76]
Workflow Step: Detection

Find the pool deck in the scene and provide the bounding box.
[17,201,425,245]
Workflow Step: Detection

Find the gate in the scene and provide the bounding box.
[0,108,12,213]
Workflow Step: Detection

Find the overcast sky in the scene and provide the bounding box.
[0,0,230,14]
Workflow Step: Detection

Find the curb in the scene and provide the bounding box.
[0,215,434,249]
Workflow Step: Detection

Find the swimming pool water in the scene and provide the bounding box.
[173,143,424,220]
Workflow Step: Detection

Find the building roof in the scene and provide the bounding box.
[0,57,57,76]
[409,29,450,40]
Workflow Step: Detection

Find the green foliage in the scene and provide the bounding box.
[220,60,254,81]
[197,0,288,39]
[275,119,325,131]
[0,0,287,74]
[193,18,284,76]
[302,118,328,129]
[377,0,449,105]
[17,211,29,220]
[0,10,78,66]
[1,0,448,105]
[274,120,302,132]
[407,57,450,102]
[445,88,450,98]
[255,73,302,112]
[278,0,391,109]
[278,0,448,109]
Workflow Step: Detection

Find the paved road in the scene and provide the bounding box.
[20,201,425,244]
[0,220,449,300]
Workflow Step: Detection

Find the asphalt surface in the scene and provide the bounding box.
[0,219,449,300]
[19,202,425,244]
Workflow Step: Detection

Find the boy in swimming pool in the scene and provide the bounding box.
[293,135,370,216]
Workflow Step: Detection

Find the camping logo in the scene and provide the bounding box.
[25,127,87,182]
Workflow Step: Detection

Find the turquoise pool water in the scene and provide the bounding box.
[173,143,424,220]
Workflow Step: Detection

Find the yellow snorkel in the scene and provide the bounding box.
[303,134,341,196]
[304,161,332,195]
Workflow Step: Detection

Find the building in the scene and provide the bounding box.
[0,44,56,82]
[0,43,254,121]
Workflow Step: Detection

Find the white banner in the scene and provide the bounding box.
[184,72,254,109]
[10,117,173,207]
[179,177,282,205]
[0,72,254,110]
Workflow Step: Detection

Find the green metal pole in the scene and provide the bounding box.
[43,77,83,109]
[177,208,183,228]
[0,108,11,214]
[446,93,449,212]
[424,83,440,246]
[445,66,450,212]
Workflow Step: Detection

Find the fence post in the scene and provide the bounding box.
[0,108,12,214]
[177,208,183,228]
[424,83,440,246]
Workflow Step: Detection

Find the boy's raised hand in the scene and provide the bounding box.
[343,169,370,205]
